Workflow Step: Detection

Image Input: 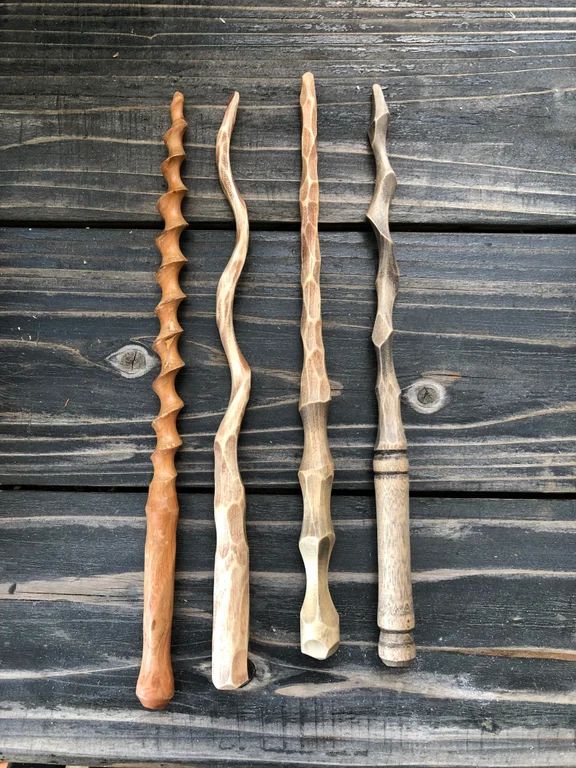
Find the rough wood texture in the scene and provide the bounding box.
[136,92,187,711]
[1,3,574,765]
[212,92,251,691]
[1,490,575,766]
[0,227,573,492]
[1,3,575,226]
[367,85,415,668]
[298,73,339,661]
[0,228,576,493]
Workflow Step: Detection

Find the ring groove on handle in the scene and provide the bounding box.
[367,84,415,667]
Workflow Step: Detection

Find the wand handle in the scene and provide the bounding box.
[374,457,414,665]
[367,84,415,667]
[298,73,339,660]
[212,92,251,690]
[136,92,187,709]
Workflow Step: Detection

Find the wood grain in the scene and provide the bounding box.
[367,84,415,667]
[298,73,339,660]
[1,3,575,226]
[1,490,575,766]
[1,3,573,764]
[212,91,251,690]
[136,92,187,711]
[0,227,573,492]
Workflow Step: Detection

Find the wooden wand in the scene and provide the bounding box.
[212,92,252,690]
[298,72,339,660]
[367,84,416,667]
[136,91,188,709]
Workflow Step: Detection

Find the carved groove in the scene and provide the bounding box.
[298,72,339,661]
[212,91,252,690]
[136,92,188,709]
[367,84,416,668]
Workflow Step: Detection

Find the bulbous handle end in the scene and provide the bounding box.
[136,666,174,710]
[301,609,340,660]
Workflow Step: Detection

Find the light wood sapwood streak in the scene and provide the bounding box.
[212,91,252,690]
[298,72,339,661]
[136,91,188,709]
[367,83,416,667]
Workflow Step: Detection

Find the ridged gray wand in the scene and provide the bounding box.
[367,84,416,667]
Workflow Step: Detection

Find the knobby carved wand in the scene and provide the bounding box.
[212,92,252,690]
[298,72,340,660]
[136,92,188,709]
[367,84,416,667]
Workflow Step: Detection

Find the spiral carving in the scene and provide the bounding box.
[212,91,252,690]
[367,84,415,667]
[136,91,188,709]
[298,72,339,661]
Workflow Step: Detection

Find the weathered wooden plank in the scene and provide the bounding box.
[0,491,575,766]
[0,228,573,491]
[0,2,575,225]
[2,492,575,648]
[2,652,576,766]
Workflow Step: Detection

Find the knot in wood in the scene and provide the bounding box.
[417,385,438,405]
[106,343,157,379]
[405,378,447,414]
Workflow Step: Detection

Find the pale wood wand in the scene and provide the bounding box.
[212,92,252,690]
[367,84,416,667]
[298,72,339,660]
[136,91,187,709]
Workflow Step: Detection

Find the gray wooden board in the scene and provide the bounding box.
[0,490,575,766]
[0,228,574,492]
[1,3,575,765]
[1,2,575,225]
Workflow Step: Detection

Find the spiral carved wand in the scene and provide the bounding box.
[298,72,339,660]
[212,92,252,690]
[136,92,188,709]
[367,84,415,667]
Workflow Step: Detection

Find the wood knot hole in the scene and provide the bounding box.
[417,385,438,405]
[405,378,447,414]
[106,344,157,379]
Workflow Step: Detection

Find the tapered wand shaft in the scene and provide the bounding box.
[367,84,415,667]
[212,92,252,690]
[298,72,339,660]
[136,92,188,709]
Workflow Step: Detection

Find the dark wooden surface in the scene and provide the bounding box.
[1,491,576,766]
[1,228,574,492]
[1,2,575,226]
[0,1,575,766]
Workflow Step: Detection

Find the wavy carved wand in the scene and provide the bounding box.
[212,91,252,690]
[298,72,339,660]
[136,92,188,709]
[367,84,415,667]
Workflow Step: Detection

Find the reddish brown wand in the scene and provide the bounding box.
[136,92,188,709]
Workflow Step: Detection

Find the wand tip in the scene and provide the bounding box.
[372,83,389,120]
[227,90,240,107]
[170,91,185,122]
